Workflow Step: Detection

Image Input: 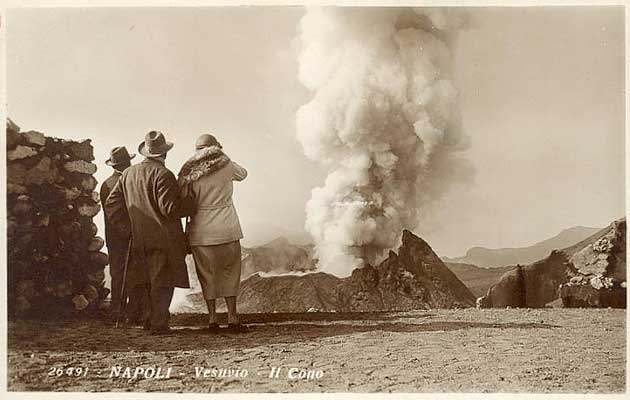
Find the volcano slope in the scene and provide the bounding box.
[186,230,475,313]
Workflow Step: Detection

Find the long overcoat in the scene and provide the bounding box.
[105,158,191,288]
[100,171,130,250]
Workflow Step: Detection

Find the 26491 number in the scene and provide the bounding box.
[47,367,89,377]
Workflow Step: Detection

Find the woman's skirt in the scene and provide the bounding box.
[191,240,242,300]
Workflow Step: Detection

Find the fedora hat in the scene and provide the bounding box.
[138,131,174,158]
[105,146,136,167]
[195,133,222,150]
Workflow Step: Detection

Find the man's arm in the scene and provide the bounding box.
[155,169,195,218]
[100,181,111,206]
[180,181,196,217]
[104,177,130,237]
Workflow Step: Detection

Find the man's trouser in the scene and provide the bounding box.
[125,286,148,323]
[134,250,175,329]
[107,242,127,317]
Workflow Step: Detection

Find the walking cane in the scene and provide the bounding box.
[115,238,133,329]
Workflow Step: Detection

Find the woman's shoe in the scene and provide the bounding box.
[224,323,249,333]
[207,323,221,333]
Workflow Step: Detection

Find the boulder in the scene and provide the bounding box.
[62,187,82,202]
[88,237,105,252]
[12,196,33,215]
[89,222,98,236]
[8,145,38,161]
[16,280,36,298]
[23,157,58,186]
[14,296,31,313]
[64,160,97,175]
[7,184,28,195]
[83,285,99,303]
[77,202,101,217]
[6,118,21,149]
[87,270,105,283]
[59,221,83,243]
[36,214,50,227]
[81,176,98,191]
[23,130,46,146]
[72,295,89,310]
[7,163,28,185]
[69,139,94,161]
[53,282,74,298]
[89,251,109,268]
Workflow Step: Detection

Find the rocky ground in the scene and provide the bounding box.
[7,309,626,393]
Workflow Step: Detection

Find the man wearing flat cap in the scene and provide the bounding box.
[105,132,193,334]
[100,146,135,322]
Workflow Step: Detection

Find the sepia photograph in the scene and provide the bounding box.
[2,1,627,395]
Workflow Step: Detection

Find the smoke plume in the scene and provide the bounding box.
[296,7,472,277]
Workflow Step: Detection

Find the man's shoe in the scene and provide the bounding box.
[142,320,151,331]
[207,323,221,333]
[149,326,172,335]
[110,312,120,323]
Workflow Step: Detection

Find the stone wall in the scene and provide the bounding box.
[7,119,108,318]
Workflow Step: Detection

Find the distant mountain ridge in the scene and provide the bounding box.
[443,226,601,268]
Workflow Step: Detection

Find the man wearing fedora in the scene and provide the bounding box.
[100,146,135,322]
[105,131,193,334]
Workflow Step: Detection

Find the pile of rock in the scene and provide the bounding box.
[7,119,109,318]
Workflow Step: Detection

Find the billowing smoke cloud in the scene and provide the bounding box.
[296,7,472,277]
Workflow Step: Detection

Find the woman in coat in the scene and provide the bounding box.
[178,134,248,332]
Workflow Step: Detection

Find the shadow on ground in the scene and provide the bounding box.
[172,311,434,325]
[9,312,560,353]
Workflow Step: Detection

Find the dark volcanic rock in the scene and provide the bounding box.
[182,230,475,313]
[484,251,571,308]
[338,231,475,311]
[478,218,626,309]
[232,272,341,313]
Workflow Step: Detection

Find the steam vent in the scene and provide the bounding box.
[6,119,109,318]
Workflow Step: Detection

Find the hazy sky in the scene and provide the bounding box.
[7,6,625,257]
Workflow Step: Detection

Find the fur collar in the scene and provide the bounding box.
[178,146,231,184]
